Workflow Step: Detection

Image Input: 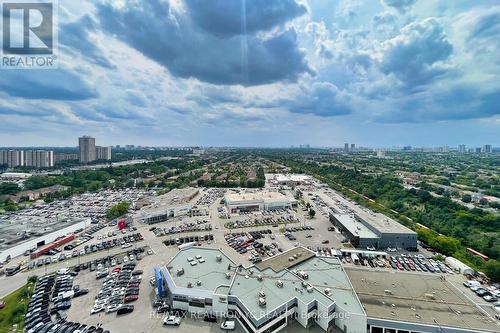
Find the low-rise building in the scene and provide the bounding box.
[224,191,295,213]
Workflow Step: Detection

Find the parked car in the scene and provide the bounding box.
[164,315,181,326]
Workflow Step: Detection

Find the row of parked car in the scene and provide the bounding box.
[463,280,500,304]
[91,262,142,315]
[29,233,144,270]
[224,231,283,261]
[151,220,212,237]
[63,224,107,250]
[225,211,299,229]
[25,273,107,333]
[163,234,214,246]
[196,188,225,206]
[69,247,147,274]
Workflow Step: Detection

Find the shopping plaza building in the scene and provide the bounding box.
[154,247,499,333]
[224,191,296,214]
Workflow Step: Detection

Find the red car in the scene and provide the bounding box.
[124,295,138,303]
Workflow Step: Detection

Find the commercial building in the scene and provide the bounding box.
[155,247,499,333]
[134,188,198,224]
[0,218,90,262]
[265,174,311,187]
[346,269,499,333]
[330,212,417,250]
[224,191,295,213]
[156,247,366,333]
[79,136,96,163]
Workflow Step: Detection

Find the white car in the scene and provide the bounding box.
[164,315,181,326]
[220,320,235,330]
[106,304,121,313]
[91,306,104,315]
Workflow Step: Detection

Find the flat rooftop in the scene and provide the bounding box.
[332,214,378,239]
[356,210,415,235]
[166,247,236,291]
[225,191,288,203]
[346,269,500,332]
[230,265,334,320]
[255,247,316,272]
[293,257,365,315]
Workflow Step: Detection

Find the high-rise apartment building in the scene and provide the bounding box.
[0,150,54,168]
[96,146,112,160]
[24,150,54,168]
[458,144,466,153]
[482,144,492,153]
[79,136,96,163]
[0,150,24,167]
[351,143,355,151]
[344,143,349,152]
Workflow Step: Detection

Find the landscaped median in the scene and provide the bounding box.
[0,276,37,333]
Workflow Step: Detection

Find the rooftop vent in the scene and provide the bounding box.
[177,268,184,276]
[196,280,202,286]
[302,281,308,288]
[257,274,263,281]
[216,255,222,262]
[187,282,192,288]
[324,288,332,296]
[258,297,266,307]
[276,280,283,288]
[306,285,314,293]
[259,290,266,298]
[249,269,254,275]
[384,289,393,295]
[288,257,295,262]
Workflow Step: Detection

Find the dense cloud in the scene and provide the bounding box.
[380,18,453,88]
[381,0,416,13]
[287,82,353,117]
[0,69,97,100]
[185,0,307,37]
[95,0,311,86]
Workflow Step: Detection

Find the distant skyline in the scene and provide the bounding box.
[0,0,499,146]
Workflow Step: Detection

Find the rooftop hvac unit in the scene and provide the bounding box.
[196,280,202,286]
[424,293,435,300]
[177,268,185,276]
[302,281,308,288]
[297,252,302,257]
[306,285,314,293]
[187,282,193,288]
[249,269,254,275]
[258,297,267,307]
[257,274,263,281]
[298,271,309,279]
[259,290,266,298]
[288,257,295,262]
[384,289,393,295]
[225,272,231,279]
[216,255,222,262]
[324,288,331,296]
[187,257,194,262]
[276,280,283,288]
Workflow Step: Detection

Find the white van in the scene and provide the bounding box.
[57,268,69,275]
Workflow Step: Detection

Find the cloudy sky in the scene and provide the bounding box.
[1,0,499,147]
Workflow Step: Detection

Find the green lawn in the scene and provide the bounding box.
[0,278,36,333]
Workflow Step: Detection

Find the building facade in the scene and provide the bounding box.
[79,136,96,163]
[0,150,54,168]
[96,146,112,160]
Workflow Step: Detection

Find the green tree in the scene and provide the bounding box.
[461,194,472,203]
[0,182,20,195]
[106,201,130,220]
